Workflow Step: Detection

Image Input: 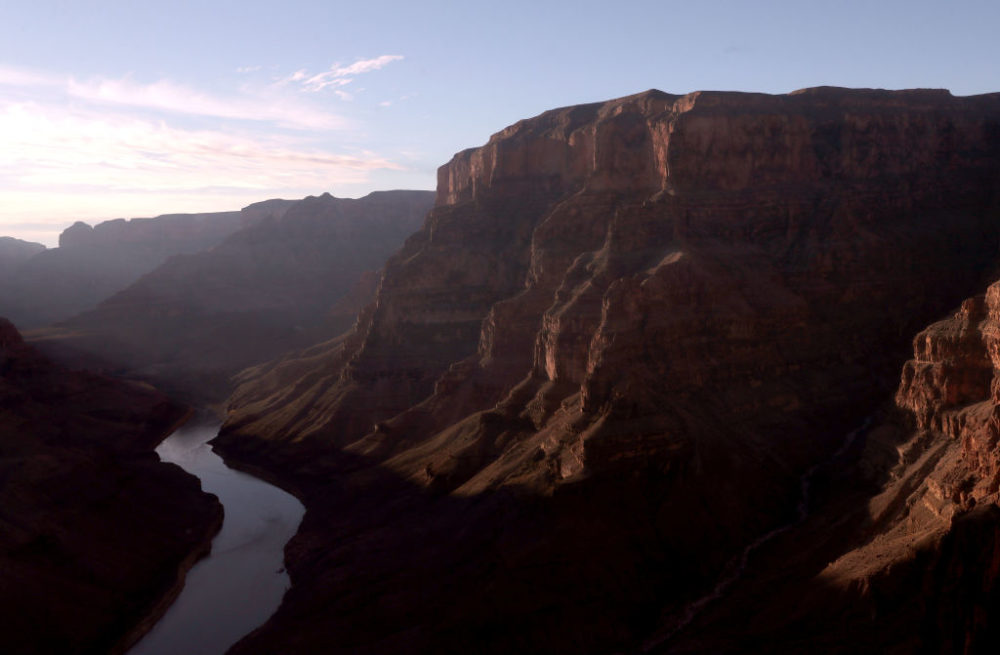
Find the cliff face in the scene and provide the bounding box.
[217,88,1000,654]
[29,191,433,403]
[0,318,222,655]
[659,283,1000,653]
[813,285,1000,651]
[226,87,1000,466]
[0,201,291,328]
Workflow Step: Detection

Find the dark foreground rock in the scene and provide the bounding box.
[0,318,222,655]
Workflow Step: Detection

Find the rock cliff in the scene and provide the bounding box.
[29,190,433,403]
[217,88,1000,654]
[658,282,1000,653]
[0,318,222,655]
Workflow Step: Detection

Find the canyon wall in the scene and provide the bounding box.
[217,88,1000,654]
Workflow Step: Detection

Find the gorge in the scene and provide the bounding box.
[3,86,1000,653]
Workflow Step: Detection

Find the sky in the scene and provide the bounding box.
[1,0,997,247]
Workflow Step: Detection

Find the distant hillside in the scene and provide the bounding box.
[0,199,295,327]
[0,237,45,276]
[31,190,434,403]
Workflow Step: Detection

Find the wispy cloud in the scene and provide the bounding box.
[0,102,401,192]
[0,65,63,88]
[66,76,346,130]
[285,55,404,93]
[0,62,411,244]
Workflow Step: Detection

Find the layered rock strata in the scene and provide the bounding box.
[0,318,222,655]
[218,88,1000,653]
[29,191,433,403]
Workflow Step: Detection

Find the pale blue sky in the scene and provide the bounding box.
[1,0,997,245]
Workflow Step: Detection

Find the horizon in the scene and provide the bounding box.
[3,0,998,247]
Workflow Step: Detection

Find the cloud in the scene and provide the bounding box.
[288,55,404,93]
[0,102,401,192]
[66,76,347,130]
[0,65,62,88]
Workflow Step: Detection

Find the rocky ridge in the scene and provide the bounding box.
[0,237,45,275]
[0,200,293,327]
[217,88,1000,653]
[29,190,433,403]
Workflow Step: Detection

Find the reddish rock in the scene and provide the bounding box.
[216,88,1000,654]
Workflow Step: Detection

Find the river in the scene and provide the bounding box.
[129,422,305,655]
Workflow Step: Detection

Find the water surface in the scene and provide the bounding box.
[129,423,304,655]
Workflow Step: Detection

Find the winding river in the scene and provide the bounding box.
[129,423,304,655]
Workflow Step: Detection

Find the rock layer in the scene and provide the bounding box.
[217,88,1000,654]
[0,318,222,655]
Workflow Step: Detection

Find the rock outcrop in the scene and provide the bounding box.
[657,283,1000,653]
[28,190,433,403]
[0,200,292,327]
[216,88,1000,654]
[0,318,222,655]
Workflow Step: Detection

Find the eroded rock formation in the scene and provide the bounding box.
[216,88,1000,654]
[0,318,222,655]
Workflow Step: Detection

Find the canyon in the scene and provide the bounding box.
[214,87,1000,653]
[3,86,1000,653]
